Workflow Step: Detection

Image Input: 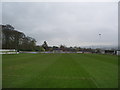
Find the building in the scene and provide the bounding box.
[116,51,120,55]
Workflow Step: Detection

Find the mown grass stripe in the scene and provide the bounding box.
[2,53,118,88]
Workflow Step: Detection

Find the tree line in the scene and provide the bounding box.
[1,24,37,51]
[1,24,98,53]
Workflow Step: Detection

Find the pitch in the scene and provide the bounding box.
[2,53,118,88]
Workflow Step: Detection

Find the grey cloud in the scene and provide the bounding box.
[2,2,118,47]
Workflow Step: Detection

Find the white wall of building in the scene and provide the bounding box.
[117,51,120,55]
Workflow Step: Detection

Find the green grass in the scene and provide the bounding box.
[2,53,118,88]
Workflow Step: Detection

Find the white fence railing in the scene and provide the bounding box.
[0,49,19,54]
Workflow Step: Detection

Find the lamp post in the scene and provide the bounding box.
[99,34,101,49]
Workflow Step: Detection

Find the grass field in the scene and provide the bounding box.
[2,53,118,88]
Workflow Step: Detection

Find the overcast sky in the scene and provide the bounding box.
[2,2,118,47]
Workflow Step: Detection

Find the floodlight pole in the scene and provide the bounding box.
[99,34,101,49]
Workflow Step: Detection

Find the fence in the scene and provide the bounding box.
[0,49,19,54]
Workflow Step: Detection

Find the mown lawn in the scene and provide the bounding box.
[2,53,118,88]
